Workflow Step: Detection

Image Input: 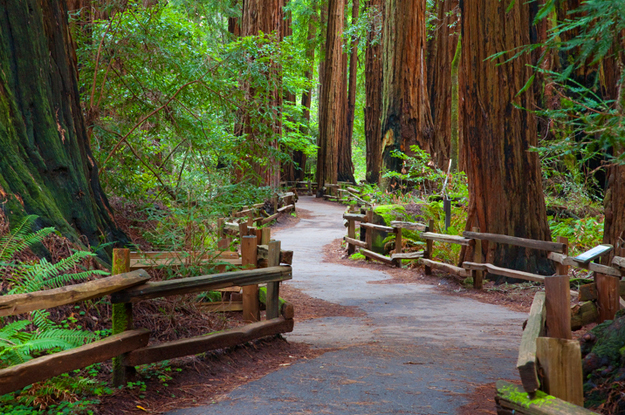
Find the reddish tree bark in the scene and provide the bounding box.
[241,0,283,188]
[381,0,433,185]
[338,0,358,184]
[427,0,459,169]
[316,0,345,192]
[459,0,552,274]
[364,0,383,184]
[601,32,625,259]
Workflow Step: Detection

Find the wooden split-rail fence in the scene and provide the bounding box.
[342,207,625,413]
[0,199,299,396]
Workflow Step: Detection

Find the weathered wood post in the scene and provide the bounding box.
[365,209,373,260]
[242,236,260,322]
[596,273,620,322]
[538,235,583,406]
[424,219,434,275]
[393,227,402,268]
[347,217,356,256]
[472,227,483,289]
[545,276,572,340]
[238,221,248,240]
[111,248,134,387]
[266,240,281,320]
[217,218,231,250]
[545,235,572,339]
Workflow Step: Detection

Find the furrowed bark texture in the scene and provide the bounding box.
[241,0,283,188]
[364,0,383,184]
[601,32,625,260]
[460,0,552,275]
[0,0,127,252]
[427,0,458,169]
[338,0,358,184]
[296,15,317,182]
[281,2,298,183]
[316,0,345,191]
[381,0,433,183]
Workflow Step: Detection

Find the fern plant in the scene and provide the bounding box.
[0,216,106,369]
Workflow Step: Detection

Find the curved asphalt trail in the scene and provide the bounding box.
[169,196,526,415]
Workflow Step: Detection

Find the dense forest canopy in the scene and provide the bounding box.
[0,0,623,263]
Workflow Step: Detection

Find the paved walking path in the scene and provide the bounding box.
[169,197,526,415]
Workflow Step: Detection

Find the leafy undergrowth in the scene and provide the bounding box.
[581,311,625,414]
[0,205,253,414]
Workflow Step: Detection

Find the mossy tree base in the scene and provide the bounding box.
[0,0,127,259]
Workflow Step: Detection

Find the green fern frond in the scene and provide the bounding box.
[0,216,55,261]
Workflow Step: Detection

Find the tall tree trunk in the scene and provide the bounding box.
[601,32,625,259]
[281,2,298,183]
[459,0,552,275]
[427,0,459,170]
[241,0,283,188]
[0,0,127,254]
[338,0,358,184]
[316,0,345,193]
[297,13,318,182]
[381,0,433,186]
[228,0,242,36]
[364,0,383,184]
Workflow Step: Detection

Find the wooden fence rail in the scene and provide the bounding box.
[342,206,625,315]
[0,220,296,395]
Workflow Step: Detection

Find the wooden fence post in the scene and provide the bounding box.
[365,209,373,260]
[266,240,281,320]
[424,219,434,275]
[545,275,572,340]
[394,227,402,268]
[261,227,271,246]
[238,221,248,240]
[596,273,620,322]
[347,219,355,255]
[536,337,584,406]
[111,248,134,387]
[557,236,569,276]
[242,236,259,322]
[472,227,483,289]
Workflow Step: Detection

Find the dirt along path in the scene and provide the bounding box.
[168,196,527,415]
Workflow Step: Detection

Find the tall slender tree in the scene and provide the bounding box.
[338,0,358,184]
[459,0,552,274]
[316,0,345,192]
[427,0,459,169]
[364,0,383,184]
[0,0,126,252]
[601,33,625,258]
[296,11,318,182]
[241,0,284,188]
[380,0,434,185]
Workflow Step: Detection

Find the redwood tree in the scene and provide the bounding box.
[241,0,284,188]
[338,0,357,184]
[427,0,459,169]
[0,0,126,251]
[380,0,434,183]
[460,0,552,274]
[316,0,345,191]
[364,0,383,184]
[601,34,625,259]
